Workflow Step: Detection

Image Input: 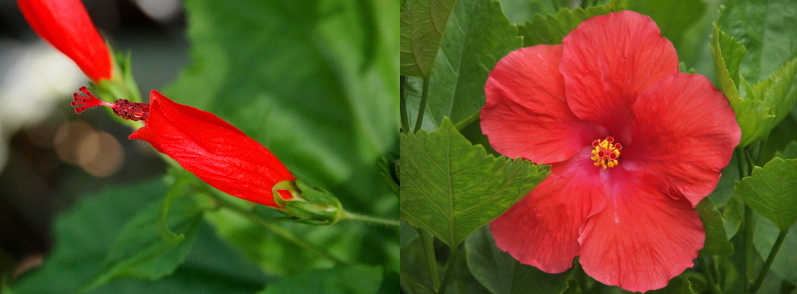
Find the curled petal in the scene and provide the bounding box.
[578,169,704,292]
[560,11,678,140]
[130,91,294,208]
[491,149,606,273]
[623,73,741,206]
[482,45,604,164]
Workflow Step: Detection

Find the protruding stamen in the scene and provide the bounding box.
[71,87,150,121]
[72,86,115,114]
[590,137,622,169]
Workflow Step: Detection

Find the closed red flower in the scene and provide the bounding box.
[481,11,740,292]
[18,0,113,82]
[72,87,295,208]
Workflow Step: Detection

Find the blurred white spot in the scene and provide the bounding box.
[135,0,182,22]
[53,121,124,177]
[0,41,84,173]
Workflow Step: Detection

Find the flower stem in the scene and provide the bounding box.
[401,76,411,132]
[437,245,459,294]
[413,77,430,133]
[207,191,346,265]
[697,254,723,294]
[743,203,755,291]
[748,229,789,294]
[341,211,399,227]
[417,227,441,291]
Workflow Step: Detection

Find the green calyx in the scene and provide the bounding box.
[272,180,343,225]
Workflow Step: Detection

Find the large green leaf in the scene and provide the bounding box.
[400,0,458,77]
[754,216,797,285]
[716,0,797,83]
[406,0,522,131]
[518,0,623,47]
[257,265,383,294]
[10,181,268,294]
[695,197,734,256]
[80,180,204,291]
[465,226,571,294]
[736,157,797,231]
[400,119,548,247]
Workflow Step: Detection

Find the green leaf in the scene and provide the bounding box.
[465,226,571,294]
[498,0,557,25]
[400,220,419,248]
[695,197,734,256]
[400,119,549,247]
[625,0,706,51]
[518,0,623,47]
[721,196,743,240]
[400,0,458,77]
[406,0,522,131]
[713,0,797,146]
[80,174,205,291]
[754,216,797,285]
[258,265,383,294]
[647,276,695,294]
[776,141,797,159]
[10,181,268,294]
[736,157,797,230]
[716,0,797,83]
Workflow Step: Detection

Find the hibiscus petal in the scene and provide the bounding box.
[491,150,606,273]
[623,73,741,206]
[560,11,678,140]
[578,169,703,293]
[482,45,604,164]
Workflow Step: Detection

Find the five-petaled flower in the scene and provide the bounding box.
[18,0,113,82]
[72,87,296,208]
[481,11,740,292]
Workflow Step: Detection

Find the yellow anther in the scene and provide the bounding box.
[590,137,622,169]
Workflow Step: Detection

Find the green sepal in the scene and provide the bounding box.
[274,180,343,225]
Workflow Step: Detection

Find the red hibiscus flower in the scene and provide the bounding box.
[481,11,740,292]
[18,0,113,82]
[72,87,295,208]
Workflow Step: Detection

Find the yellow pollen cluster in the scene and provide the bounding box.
[590,137,622,169]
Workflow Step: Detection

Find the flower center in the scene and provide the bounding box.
[590,136,622,169]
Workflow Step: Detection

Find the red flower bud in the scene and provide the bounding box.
[18,0,113,82]
[72,88,295,208]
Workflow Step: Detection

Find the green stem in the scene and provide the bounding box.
[400,76,410,132]
[417,228,441,291]
[207,191,346,265]
[698,255,723,294]
[748,229,789,294]
[437,245,459,294]
[413,77,430,133]
[341,211,400,227]
[744,204,755,291]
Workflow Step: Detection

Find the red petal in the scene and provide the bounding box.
[560,11,678,140]
[624,73,741,206]
[130,91,294,207]
[18,0,112,82]
[482,45,604,164]
[578,169,704,292]
[491,149,605,273]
